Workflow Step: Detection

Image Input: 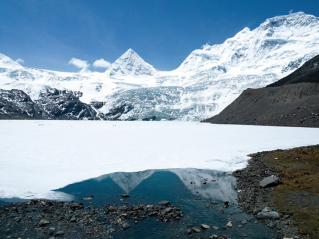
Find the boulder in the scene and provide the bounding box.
[257,210,280,219]
[260,176,282,188]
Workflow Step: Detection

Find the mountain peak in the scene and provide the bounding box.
[106,49,157,77]
[0,53,23,69]
[79,67,92,73]
[260,12,318,30]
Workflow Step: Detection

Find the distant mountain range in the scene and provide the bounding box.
[202,53,319,127]
[1,12,319,121]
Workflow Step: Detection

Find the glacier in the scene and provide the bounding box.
[1,12,319,120]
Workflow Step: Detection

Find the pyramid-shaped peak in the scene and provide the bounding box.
[118,48,143,61]
[79,67,92,73]
[106,49,157,77]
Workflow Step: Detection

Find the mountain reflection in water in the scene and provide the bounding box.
[58,168,237,203]
[56,169,279,239]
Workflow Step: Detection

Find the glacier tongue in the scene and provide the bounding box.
[1,12,319,121]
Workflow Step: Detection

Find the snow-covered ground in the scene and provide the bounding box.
[0,121,319,201]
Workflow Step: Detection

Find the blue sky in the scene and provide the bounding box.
[0,0,318,72]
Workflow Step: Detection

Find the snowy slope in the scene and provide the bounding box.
[1,12,319,121]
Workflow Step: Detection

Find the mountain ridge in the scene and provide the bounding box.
[1,12,319,121]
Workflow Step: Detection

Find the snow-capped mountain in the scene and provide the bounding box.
[1,12,319,121]
[0,53,23,69]
[106,48,157,77]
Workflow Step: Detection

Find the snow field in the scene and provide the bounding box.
[0,120,318,201]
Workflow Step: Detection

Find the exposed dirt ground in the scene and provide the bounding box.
[263,145,319,238]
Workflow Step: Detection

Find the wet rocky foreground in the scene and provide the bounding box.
[0,168,289,239]
[0,199,183,238]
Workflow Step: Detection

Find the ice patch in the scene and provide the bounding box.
[0,121,319,200]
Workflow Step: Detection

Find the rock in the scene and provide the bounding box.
[35,88,99,120]
[201,224,210,229]
[158,201,170,206]
[212,226,219,230]
[262,207,271,212]
[122,222,130,230]
[148,212,158,217]
[267,222,276,228]
[257,211,280,219]
[226,221,233,227]
[69,217,77,222]
[164,207,173,213]
[224,201,229,208]
[91,101,104,109]
[39,219,50,226]
[121,194,130,198]
[192,228,201,233]
[187,229,192,235]
[70,202,84,210]
[55,231,65,236]
[82,197,93,200]
[260,176,282,188]
[210,201,219,204]
[209,235,218,239]
[238,225,244,228]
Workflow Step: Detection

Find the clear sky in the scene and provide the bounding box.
[0,0,318,72]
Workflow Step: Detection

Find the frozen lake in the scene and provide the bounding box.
[0,120,319,201]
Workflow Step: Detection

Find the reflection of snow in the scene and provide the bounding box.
[169,169,237,202]
[95,170,155,193]
[94,169,236,202]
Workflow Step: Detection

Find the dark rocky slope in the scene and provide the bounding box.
[202,54,319,127]
[267,54,319,87]
[0,89,42,119]
[0,88,100,120]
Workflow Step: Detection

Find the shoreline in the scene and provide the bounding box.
[233,145,319,239]
[1,145,318,238]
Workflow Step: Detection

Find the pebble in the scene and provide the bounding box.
[122,222,130,230]
[158,201,170,206]
[201,224,210,229]
[209,235,218,239]
[38,219,50,226]
[55,231,65,236]
[226,221,233,227]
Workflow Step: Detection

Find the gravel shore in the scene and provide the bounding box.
[233,145,319,239]
[0,199,182,238]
